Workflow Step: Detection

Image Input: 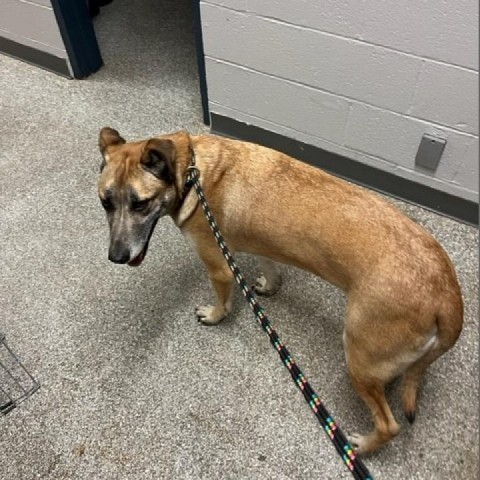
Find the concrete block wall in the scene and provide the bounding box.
[0,0,68,61]
[201,0,479,202]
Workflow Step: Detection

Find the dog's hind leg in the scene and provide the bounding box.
[346,371,400,454]
[253,257,282,296]
[343,306,400,454]
[194,241,234,325]
[401,342,442,424]
[344,334,400,454]
[402,301,463,423]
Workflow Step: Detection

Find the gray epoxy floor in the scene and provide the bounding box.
[0,1,478,479]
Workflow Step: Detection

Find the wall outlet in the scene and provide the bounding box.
[415,134,446,171]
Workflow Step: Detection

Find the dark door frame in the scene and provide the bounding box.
[51,0,103,78]
[52,0,210,125]
[192,0,210,125]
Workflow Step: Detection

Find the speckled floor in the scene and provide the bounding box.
[0,0,478,479]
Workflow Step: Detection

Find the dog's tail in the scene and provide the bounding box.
[401,287,463,424]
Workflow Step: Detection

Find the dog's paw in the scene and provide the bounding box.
[347,433,368,454]
[253,274,282,297]
[195,305,226,325]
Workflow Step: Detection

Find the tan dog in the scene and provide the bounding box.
[97,127,463,454]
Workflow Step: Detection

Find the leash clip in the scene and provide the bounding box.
[185,165,200,188]
[186,165,199,174]
[186,165,200,180]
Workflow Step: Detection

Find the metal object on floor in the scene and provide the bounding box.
[0,334,39,416]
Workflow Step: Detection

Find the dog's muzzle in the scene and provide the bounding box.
[108,243,131,264]
[107,217,160,267]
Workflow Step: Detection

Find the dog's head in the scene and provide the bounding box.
[97,127,185,266]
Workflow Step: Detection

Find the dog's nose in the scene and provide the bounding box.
[108,245,130,264]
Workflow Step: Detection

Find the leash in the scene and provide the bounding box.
[185,153,373,480]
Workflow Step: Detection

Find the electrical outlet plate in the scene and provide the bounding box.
[415,134,446,171]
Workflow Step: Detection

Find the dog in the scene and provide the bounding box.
[97,127,463,454]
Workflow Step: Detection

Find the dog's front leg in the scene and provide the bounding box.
[194,240,234,325]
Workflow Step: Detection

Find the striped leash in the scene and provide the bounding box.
[185,158,373,480]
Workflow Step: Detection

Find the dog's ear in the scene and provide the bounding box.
[141,138,175,183]
[99,127,126,171]
[99,127,126,153]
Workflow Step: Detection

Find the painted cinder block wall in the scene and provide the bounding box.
[0,0,68,63]
[201,0,479,202]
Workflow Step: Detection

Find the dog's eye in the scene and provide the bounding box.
[100,197,114,211]
[131,198,150,212]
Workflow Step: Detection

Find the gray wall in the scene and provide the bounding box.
[201,0,479,202]
[1,0,69,62]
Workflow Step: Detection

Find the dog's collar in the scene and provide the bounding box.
[176,145,199,213]
[183,145,198,191]
[172,146,200,226]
